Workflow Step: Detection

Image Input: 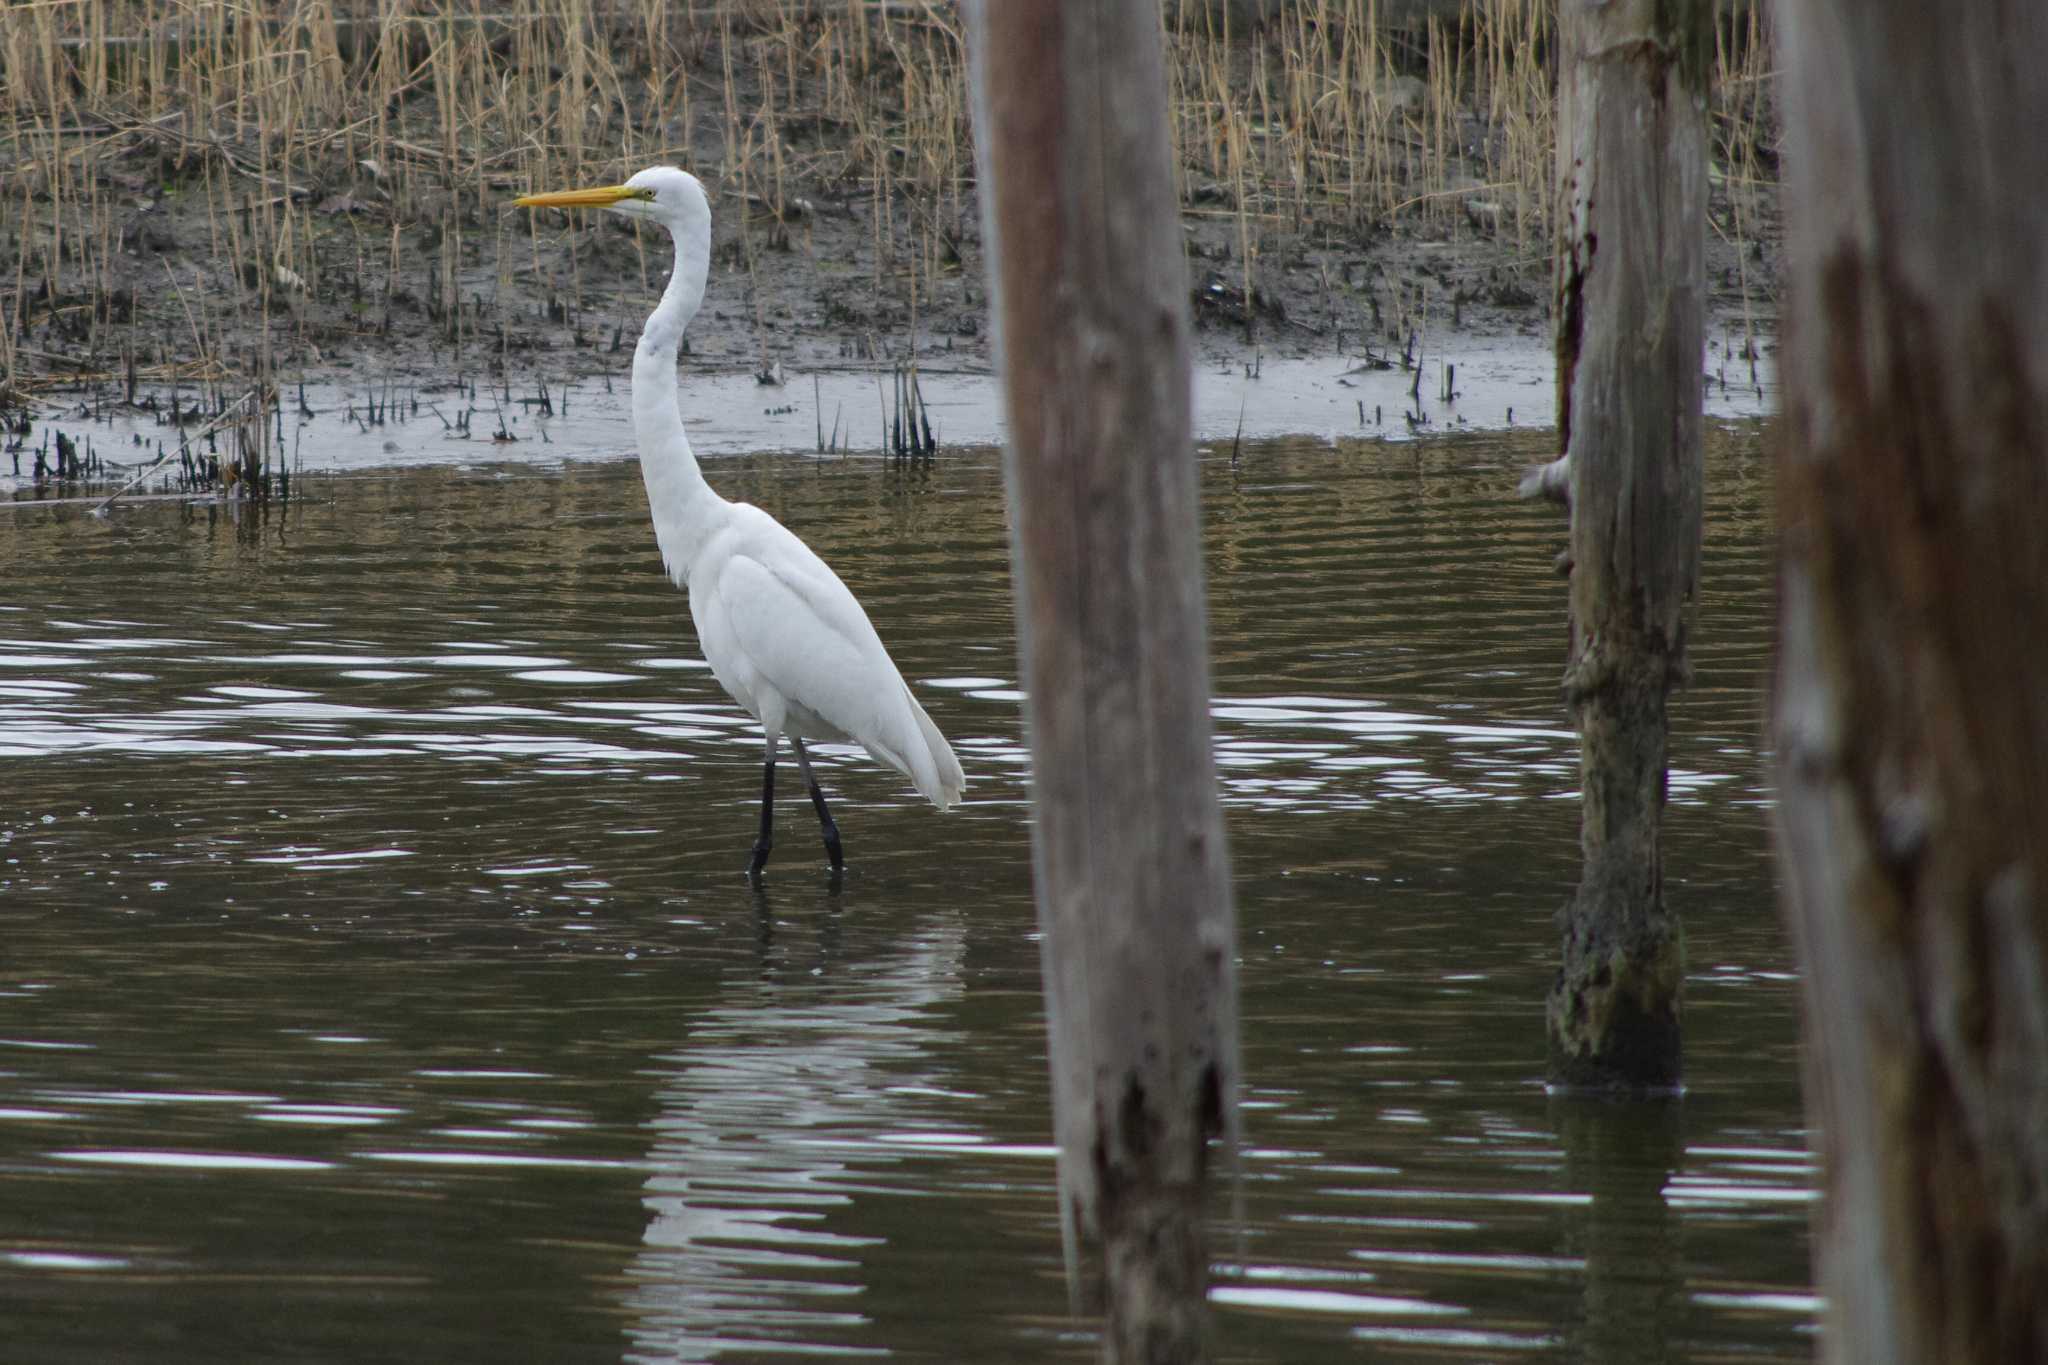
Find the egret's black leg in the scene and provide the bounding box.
[748,735,779,879]
[793,737,845,871]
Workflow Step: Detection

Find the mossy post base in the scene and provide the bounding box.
[1546,665,1688,1092]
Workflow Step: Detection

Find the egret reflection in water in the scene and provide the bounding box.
[626,916,977,1358]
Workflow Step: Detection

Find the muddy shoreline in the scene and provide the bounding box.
[2,3,1780,443]
[0,181,1780,499]
[7,174,1776,416]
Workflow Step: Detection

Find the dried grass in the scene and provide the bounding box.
[1,0,1778,403]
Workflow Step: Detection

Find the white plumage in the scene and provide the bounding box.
[517,166,964,875]
[684,505,963,807]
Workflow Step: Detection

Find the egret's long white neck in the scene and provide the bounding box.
[631,211,720,582]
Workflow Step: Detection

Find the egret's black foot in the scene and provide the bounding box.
[818,815,844,871]
[794,737,844,873]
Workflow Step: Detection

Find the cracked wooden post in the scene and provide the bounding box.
[1774,5,2048,1360]
[1545,0,1710,1092]
[963,5,1239,1361]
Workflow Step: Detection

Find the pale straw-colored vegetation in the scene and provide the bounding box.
[0,0,1775,405]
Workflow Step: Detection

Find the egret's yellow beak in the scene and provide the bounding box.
[514,184,651,209]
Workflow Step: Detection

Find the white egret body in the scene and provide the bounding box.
[516,168,964,876]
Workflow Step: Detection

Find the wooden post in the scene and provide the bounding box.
[963,6,1239,1361]
[1544,0,1710,1093]
[1773,5,2048,1360]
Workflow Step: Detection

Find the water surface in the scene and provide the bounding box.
[0,426,1807,1361]
[4,333,1774,484]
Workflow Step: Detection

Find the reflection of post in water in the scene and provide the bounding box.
[1554,1097,1684,1365]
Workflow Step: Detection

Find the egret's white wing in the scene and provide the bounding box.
[686,563,784,732]
[710,508,952,798]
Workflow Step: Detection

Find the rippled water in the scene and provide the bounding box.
[0,426,1807,1361]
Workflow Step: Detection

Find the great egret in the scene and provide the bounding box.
[515,167,965,877]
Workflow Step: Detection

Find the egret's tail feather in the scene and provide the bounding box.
[856,686,965,811]
[910,692,966,810]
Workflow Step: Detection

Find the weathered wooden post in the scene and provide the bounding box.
[962,5,1240,1361]
[1774,5,2048,1360]
[1540,0,1710,1092]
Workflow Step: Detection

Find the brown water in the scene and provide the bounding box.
[0,427,1808,1362]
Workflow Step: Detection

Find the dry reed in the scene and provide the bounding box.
[1,0,1778,407]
